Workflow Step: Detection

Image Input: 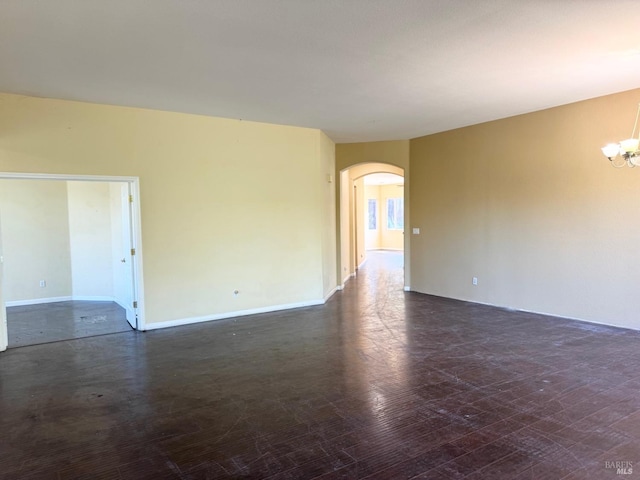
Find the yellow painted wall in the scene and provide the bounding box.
[339,170,351,284]
[0,216,5,350]
[410,88,640,329]
[319,131,337,297]
[0,93,336,326]
[354,177,366,269]
[0,180,73,302]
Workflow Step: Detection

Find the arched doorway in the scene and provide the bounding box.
[338,162,408,290]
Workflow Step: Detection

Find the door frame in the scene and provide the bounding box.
[0,172,146,351]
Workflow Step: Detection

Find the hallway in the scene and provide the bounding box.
[1,253,639,479]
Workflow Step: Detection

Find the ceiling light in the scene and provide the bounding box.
[601,103,640,168]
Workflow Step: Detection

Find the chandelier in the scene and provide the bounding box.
[601,103,640,168]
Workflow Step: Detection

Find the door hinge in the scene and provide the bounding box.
[133,301,138,309]
[131,248,136,256]
[129,194,133,203]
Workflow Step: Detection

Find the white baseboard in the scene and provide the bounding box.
[342,272,355,284]
[324,286,339,301]
[72,295,115,302]
[410,289,639,332]
[143,299,327,331]
[5,296,72,307]
[6,295,121,307]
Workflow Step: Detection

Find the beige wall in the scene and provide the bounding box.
[0,93,336,326]
[354,177,366,269]
[339,170,351,284]
[67,181,115,299]
[336,140,410,172]
[0,180,73,302]
[410,88,640,329]
[0,216,5,350]
[319,131,337,298]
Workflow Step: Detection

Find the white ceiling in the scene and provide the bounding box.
[1,1,639,143]
[364,173,404,186]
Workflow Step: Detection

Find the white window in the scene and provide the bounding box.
[387,198,404,230]
[367,199,377,230]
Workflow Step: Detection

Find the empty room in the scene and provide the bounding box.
[0,1,639,479]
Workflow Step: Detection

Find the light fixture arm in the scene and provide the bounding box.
[601,103,640,168]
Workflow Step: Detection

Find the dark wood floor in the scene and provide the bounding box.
[7,300,130,348]
[1,250,639,479]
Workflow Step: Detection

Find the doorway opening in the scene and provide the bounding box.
[0,174,145,351]
[363,173,404,254]
[338,163,406,291]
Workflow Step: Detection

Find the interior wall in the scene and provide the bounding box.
[67,181,114,300]
[339,170,351,285]
[410,88,640,330]
[0,179,72,303]
[319,131,338,298]
[353,177,366,269]
[0,93,336,326]
[0,218,6,351]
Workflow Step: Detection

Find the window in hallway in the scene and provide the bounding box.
[387,197,404,230]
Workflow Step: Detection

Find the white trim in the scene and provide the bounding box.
[72,295,115,302]
[143,299,326,331]
[128,179,146,330]
[0,172,139,183]
[411,289,640,332]
[324,286,339,302]
[340,272,356,288]
[506,305,639,332]
[7,295,128,306]
[6,296,72,307]
[403,286,411,292]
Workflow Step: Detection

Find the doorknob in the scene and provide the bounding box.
[121,258,126,263]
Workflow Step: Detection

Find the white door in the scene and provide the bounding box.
[0,211,7,352]
[112,183,137,329]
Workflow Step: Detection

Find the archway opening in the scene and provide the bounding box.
[338,163,407,290]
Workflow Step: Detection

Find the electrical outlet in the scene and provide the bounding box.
[472,277,478,286]
[39,280,46,288]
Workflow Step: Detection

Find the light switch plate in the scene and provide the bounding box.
[412,228,420,234]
